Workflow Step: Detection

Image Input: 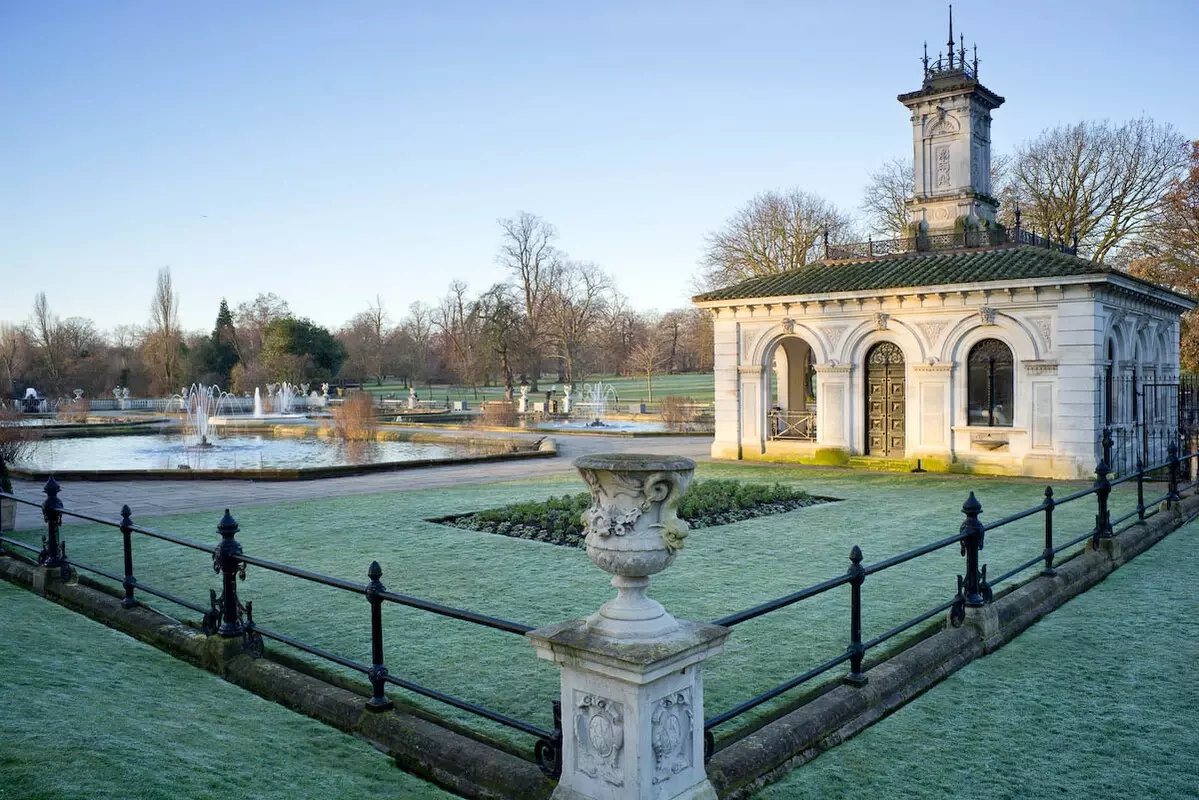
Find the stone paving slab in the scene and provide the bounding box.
[8,432,712,528]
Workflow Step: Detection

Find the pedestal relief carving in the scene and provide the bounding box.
[651,689,693,785]
[574,692,624,786]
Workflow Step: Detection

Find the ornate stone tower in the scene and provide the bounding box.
[898,7,1004,234]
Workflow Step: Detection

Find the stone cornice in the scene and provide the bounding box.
[814,363,853,375]
[1022,360,1058,375]
[912,362,954,374]
[737,365,764,376]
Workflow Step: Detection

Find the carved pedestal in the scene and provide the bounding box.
[529,619,728,800]
[527,453,729,799]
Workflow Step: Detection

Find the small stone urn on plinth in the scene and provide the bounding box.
[528,454,729,800]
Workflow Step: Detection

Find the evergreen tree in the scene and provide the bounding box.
[205,298,240,385]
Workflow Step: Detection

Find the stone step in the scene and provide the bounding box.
[847,456,918,473]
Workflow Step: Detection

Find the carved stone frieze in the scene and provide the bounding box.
[821,325,849,351]
[1026,315,1052,349]
[915,320,948,346]
[1023,360,1058,375]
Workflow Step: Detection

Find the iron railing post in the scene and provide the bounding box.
[1136,457,1146,522]
[844,545,867,686]
[960,492,987,607]
[120,504,138,608]
[364,560,394,712]
[1167,440,1181,507]
[1102,426,1113,470]
[536,700,564,778]
[214,509,244,637]
[38,476,66,571]
[1093,456,1113,547]
[1041,486,1056,577]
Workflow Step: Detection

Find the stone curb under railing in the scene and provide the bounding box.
[706,489,1199,799]
[0,555,555,800]
[0,487,1194,799]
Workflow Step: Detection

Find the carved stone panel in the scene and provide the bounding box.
[651,689,693,785]
[574,692,624,787]
[935,145,951,189]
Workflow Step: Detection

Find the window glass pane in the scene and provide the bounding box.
[992,361,1014,426]
[967,338,1014,427]
[967,362,990,425]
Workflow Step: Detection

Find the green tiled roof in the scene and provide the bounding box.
[692,245,1192,305]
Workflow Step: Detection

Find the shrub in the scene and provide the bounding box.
[480,401,518,428]
[446,479,826,547]
[330,391,377,441]
[57,399,89,423]
[660,396,696,431]
[0,408,42,465]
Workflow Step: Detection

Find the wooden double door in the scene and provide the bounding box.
[866,342,905,456]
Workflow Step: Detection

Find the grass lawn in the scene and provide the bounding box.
[758,515,1199,799]
[363,372,716,405]
[0,580,452,800]
[1,463,1152,754]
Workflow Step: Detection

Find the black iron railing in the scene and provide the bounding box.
[824,224,1078,261]
[700,428,1199,760]
[0,481,562,777]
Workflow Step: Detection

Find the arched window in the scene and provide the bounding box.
[967,339,1014,427]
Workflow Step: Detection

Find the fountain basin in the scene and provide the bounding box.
[208,414,309,426]
[10,431,555,481]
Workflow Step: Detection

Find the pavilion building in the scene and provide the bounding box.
[692,15,1194,479]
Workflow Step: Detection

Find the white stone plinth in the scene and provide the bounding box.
[529,619,729,800]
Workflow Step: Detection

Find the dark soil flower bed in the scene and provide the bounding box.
[437,479,833,547]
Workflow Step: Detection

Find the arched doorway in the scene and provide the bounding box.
[767,336,817,440]
[866,341,905,456]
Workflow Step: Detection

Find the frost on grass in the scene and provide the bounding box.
[440,479,832,547]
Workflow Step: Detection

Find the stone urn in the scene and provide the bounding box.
[574,454,696,639]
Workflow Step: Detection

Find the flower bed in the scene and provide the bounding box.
[439,479,832,547]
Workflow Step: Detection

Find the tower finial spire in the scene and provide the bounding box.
[923,41,930,75]
[947,4,955,68]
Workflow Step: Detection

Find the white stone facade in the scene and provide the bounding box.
[698,275,1189,479]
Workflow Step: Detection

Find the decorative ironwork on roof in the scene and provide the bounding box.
[921,4,979,85]
[822,224,1077,262]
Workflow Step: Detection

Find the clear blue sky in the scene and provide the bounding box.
[2,0,1195,333]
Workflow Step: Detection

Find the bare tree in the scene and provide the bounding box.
[698,189,856,290]
[1009,117,1187,262]
[545,261,611,383]
[0,323,28,398]
[28,292,67,392]
[143,266,183,394]
[475,283,525,400]
[628,336,668,404]
[435,281,483,392]
[862,158,912,237]
[1124,140,1199,367]
[403,301,434,386]
[496,212,560,383]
